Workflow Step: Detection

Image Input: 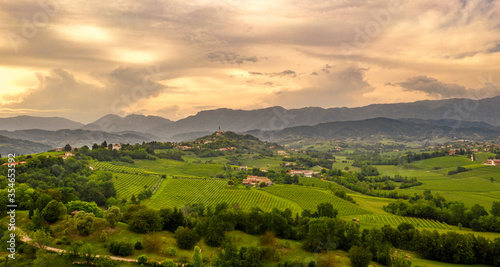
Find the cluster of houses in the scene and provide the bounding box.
[242,175,273,187]
[54,143,122,151]
[289,170,319,177]
[486,159,500,166]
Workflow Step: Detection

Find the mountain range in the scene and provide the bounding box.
[0,95,499,153]
[245,117,500,142]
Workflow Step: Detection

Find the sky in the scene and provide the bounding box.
[1,0,500,123]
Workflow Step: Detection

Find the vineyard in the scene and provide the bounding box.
[92,161,163,200]
[147,178,302,213]
[92,161,156,175]
[262,185,371,216]
[357,214,451,230]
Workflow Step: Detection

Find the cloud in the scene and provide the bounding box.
[397,76,469,98]
[206,51,258,64]
[2,67,172,121]
[264,66,374,107]
[249,70,297,78]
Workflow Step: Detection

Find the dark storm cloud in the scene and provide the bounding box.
[397,76,469,98]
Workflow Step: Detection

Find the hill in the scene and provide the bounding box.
[0,135,51,156]
[246,117,500,142]
[0,129,152,148]
[148,95,500,139]
[81,114,172,132]
[0,115,84,131]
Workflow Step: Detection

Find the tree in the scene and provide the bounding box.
[128,208,162,233]
[64,144,72,151]
[131,194,137,204]
[104,206,123,228]
[174,226,200,250]
[100,230,108,242]
[349,246,372,267]
[80,243,96,265]
[491,202,500,217]
[315,203,338,218]
[75,211,95,235]
[143,231,162,253]
[193,246,204,267]
[42,200,61,223]
[95,255,117,267]
[33,250,56,267]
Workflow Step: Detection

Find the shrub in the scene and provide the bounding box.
[162,246,177,256]
[135,241,143,250]
[137,255,148,265]
[109,241,133,256]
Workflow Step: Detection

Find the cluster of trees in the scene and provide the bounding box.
[384,190,500,233]
[0,155,116,209]
[282,156,334,169]
[325,166,419,199]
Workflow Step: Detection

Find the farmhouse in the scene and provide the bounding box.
[112,144,122,150]
[486,159,500,166]
[289,170,317,177]
[449,149,457,155]
[61,152,74,160]
[237,166,248,171]
[242,175,273,186]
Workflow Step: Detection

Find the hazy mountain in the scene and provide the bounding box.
[0,115,84,131]
[149,95,500,139]
[0,135,51,156]
[245,118,500,142]
[398,118,496,129]
[0,129,153,148]
[82,114,172,132]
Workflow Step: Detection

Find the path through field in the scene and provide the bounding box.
[13,226,138,263]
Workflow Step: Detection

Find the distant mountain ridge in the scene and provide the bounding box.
[245,117,500,142]
[0,115,83,131]
[1,95,499,142]
[0,129,153,148]
[81,114,172,132]
[147,95,500,139]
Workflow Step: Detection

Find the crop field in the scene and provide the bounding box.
[262,185,371,216]
[117,158,224,178]
[113,173,162,200]
[357,214,451,230]
[147,178,302,213]
[409,156,472,170]
[450,165,500,181]
[416,177,500,192]
[375,165,445,181]
[92,161,163,200]
[299,177,346,191]
[92,161,155,175]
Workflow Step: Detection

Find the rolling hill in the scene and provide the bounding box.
[0,135,51,156]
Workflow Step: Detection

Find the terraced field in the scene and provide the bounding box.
[147,178,302,213]
[358,214,451,230]
[262,185,371,216]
